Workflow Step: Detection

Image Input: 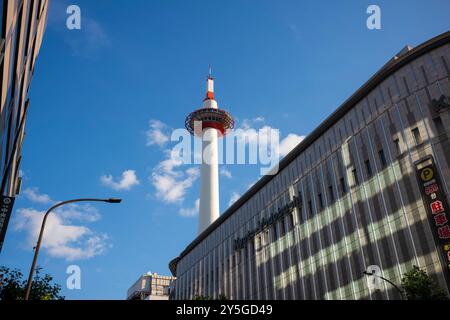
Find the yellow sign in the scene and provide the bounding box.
[420,167,434,181]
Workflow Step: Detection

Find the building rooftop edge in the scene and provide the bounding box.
[169,30,450,276]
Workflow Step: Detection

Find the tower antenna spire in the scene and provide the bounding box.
[208,64,212,78]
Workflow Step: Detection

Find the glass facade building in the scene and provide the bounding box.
[0,0,48,248]
[169,31,450,300]
[0,0,48,196]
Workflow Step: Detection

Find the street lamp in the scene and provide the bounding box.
[363,271,405,300]
[24,198,122,300]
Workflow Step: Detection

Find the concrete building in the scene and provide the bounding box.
[127,272,176,300]
[169,31,450,300]
[0,0,49,251]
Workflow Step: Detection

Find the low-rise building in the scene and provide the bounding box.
[127,272,176,300]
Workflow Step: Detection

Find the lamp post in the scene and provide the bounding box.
[24,198,122,300]
[363,271,405,300]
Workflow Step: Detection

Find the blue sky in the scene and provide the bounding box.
[1,0,449,299]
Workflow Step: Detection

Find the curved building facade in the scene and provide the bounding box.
[170,31,450,300]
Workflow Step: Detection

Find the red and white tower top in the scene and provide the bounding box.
[205,65,215,101]
[185,68,234,137]
[185,68,234,234]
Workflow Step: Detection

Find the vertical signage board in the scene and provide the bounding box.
[0,195,15,253]
[415,156,450,289]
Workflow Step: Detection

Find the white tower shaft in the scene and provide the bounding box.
[198,74,220,234]
[198,127,220,234]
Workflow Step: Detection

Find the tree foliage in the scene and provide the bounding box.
[401,265,448,300]
[0,266,64,300]
[192,294,228,300]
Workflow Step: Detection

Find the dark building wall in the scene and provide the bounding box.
[0,0,49,248]
[0,0,48,196]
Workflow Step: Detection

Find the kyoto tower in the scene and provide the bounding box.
[185,68,234,234]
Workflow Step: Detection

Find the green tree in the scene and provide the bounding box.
[401,265,448,300]
[192,295,212,300]
[0,266,64,300]
[217,294,228,300]
[192,294,228,300]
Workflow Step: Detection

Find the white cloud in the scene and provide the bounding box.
[179,199,200,217]
[240,117,265,130]
[157,157,183,176]
[100,170,140,191]
[279,134,305,157]
[228,192,240,207]
[233,126,259,144]
[234,117,278,146]
[14,204,110,261]
[23,187,52,204]
[247,180,257,190]
[147,119,201,208]
[149,117,272,205]
[146,120,170,147]
[232,124,280,164]
[57,203,101,222]
[236,119,305,159]
[151,157,199,203]
[220,167,232,179]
